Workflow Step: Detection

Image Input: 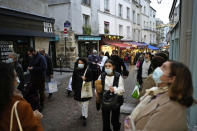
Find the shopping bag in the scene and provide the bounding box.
[131,82,140,99]
[47,80,58,93]
[81,68,93,98]
[81,81,93,98]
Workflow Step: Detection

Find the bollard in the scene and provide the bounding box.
[59,57,62,75]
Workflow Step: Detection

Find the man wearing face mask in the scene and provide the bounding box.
[7,53,25,92]
[27,47,47,112]
[137,53,153,86]
[88,50,100,88]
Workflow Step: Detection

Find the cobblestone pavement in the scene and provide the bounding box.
[42,67,137,131]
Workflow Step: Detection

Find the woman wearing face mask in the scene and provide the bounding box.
[97,59,125,131]
[0,62,43,131]
[72,58,93,126]
[124,61,195,131]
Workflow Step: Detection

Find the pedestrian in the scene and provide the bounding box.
[125,61,196,131]
[0,62,43,131]
[137,53,152,86]
[98,51,109,71]
[39,49,54,99]
[66,76,72,96]
[7,52,25,92]
[124,52,131,70]
[27,47,47,112]
[140,55,166,97]
[97,59,125,131]
[88,49,101,88]
[110,50,129,77]
[72,58,93,126]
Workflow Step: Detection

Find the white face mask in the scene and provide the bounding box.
[105,68,113,75]
[152,67,164,84]
[78,64,84,69]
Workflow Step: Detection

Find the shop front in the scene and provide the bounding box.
[76,35,101,57]
[99,35,124,55]
[0,7,55,70]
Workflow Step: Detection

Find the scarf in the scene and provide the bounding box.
[129,86,168,122]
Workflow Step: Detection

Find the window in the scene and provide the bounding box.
[133,10,136,23]
[127,26,130,38]
[83,14,90,26]
[104,0,110,12]
[144,21,146,28]
[150,21,152,29]
[137,14,140,25]
[144,6,146,15]
[119,25,123,36]
[82,0,90,6]
[127,7,130,19]
[104,21,109,34]
[118,4,123,17]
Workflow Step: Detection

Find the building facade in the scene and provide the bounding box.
[156,18,165,44]
[140,0,157,45]
[169,0,197,130]
[0,0,55,69]
[48,0,101,68]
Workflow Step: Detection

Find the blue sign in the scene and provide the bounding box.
[64,21,71,27]
[78,36,101,41]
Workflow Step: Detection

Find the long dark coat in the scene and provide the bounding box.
[72,67,93,102]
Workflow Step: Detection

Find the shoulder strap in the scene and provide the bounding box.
[83,67,88,76]
[10,101,23,131]
[101,72,107,88]
[113,72,120,87]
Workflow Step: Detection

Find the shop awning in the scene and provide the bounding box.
[130,42,148,48]
[148,45,159,50]
[108,42,133,49]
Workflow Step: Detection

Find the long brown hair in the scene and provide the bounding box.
[168,61,194,107]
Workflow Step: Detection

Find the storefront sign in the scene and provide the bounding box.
[43,22,53,33]
[78,36,101,41]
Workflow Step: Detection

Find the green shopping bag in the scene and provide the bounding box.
[131,82,140,99]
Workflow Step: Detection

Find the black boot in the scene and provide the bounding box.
[96,102,101,111]
[82,116,87,126]
[48,93,52,99]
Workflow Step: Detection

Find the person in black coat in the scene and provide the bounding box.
[8,53,25,92]
[137,53,153,85]
[27,47,47,112]
[72,57,93,126]
[40,49,54,99]
[110,50,128,77]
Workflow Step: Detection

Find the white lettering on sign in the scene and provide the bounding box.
[43,22,53,33]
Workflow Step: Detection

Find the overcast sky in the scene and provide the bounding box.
[150,0,174,24]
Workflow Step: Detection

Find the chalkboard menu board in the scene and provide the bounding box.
[0,41,13,62]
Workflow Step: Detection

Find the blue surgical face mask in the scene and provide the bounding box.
[105,68,113,75]
[152,67,164,84]
[7,58,14,63]
[78,64,84,69]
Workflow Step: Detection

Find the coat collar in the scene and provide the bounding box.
[136,92,170,121]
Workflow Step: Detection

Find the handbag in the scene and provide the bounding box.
[81,68,93,98]
[10,101,23,131]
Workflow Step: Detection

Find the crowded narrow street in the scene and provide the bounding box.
[42,67,137,131]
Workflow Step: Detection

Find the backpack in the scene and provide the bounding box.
[101,72,124,110]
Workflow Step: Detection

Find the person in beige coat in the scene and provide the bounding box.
[125,61,195,131]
